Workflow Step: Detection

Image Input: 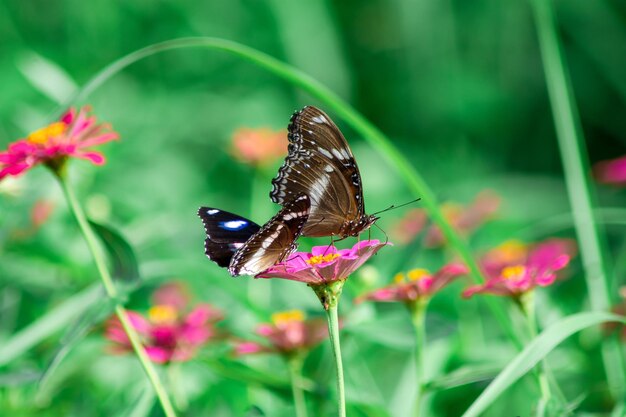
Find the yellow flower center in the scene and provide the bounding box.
[496,240,527,262]
[407,268,430,281]
[502,265,526,280]
[306,253,340,265]
[271,310,305,326]
[27,122,66,144]
[148,305,178,324]
[393,272,406,283]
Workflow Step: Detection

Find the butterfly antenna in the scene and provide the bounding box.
[371,197,422,216]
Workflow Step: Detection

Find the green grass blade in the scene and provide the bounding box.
[0,285,102,367]
[57,37,519,347]
[462,311,626,417]
[529,0,626,399]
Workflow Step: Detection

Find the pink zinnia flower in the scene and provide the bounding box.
[231,127,288,167]
[593,155,626,186]
[357,263,469,304]
[463,239,576,299]
[258,240,389,285]
[105,283,223,364]
[0,106,118,180]
[234,310,329,356]
[258,240,389,309]
[392,190,500,246]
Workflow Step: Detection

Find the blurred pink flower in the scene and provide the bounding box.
[234,310,329,356]
[257,240,389,285]
[593,155,626,186]
[357,263,468,304]
[0,106,118,180]
[463,239,577,299]
[31,199,55,229]
[105,283,223,364]
[231,127,288,167]
[392,190,500,246]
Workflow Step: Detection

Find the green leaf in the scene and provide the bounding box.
[425,364,502,391]
[37,295,117,393]
[89,220,140,283]
[0,285,102,367]
[461,312,626,417]
[120,384,156,417]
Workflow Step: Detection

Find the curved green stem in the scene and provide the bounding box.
[410,301,427,417]
[57,175,177,417]
[529,0,626,401]
[287,354,309,417]
[326,305,346,417]
[59,36,520,347]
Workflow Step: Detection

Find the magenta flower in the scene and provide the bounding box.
[357,263,469,304]
[392,190,500,246]
[258,240,389,285]
[463,239,577,299]
[234,310,329,356]
[593,155,626,186]
[0,106,118,180]
[105,283,223,364]
[257,240,389,309]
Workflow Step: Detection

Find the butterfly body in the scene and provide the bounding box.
[271,106,377,238]
[198,194,310,276]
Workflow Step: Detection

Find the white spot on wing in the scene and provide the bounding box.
[318,147,333,159]
[312,115,327,124]
[324,165,334,173]
[206,209,219,215]
[222,220,248,230]
[309,175,330,203]
[331,149,344,160]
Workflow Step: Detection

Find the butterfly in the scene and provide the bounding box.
[270,106,378,238]
[198,194,310,276]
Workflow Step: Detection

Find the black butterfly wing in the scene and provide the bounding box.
[270,106,365,237]
[229,194,310,276]
[197,207,261,268]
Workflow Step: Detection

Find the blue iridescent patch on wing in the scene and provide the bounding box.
[220,220,249,230]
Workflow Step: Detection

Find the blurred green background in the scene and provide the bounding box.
[1,0,626,416]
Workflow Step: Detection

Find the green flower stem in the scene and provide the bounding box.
[57,175,177,417]
[326,305,346,417]
[287,354,309,417]
[529,0,626,401]
[519,292,552,415]
[409,301,427,417]
[62,36,520,347]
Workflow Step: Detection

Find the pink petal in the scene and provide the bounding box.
[78,132,119,148]
[185,304,222,326]
[234,342,265,355]
[180,326,212,345]
[60,108,76,125]
[311,245,340,257]
[144,346,172,363]
[125,311,151,334]
[72,151,106,165]
[152,282,189,310]
[257,324,274,336]
[594,155,626,185]
[360,288,399,302]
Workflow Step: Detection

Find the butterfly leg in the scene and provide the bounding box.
[373,222,389,245]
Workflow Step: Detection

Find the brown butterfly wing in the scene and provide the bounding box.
[228,194,310,276]
[270,106,365,237]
